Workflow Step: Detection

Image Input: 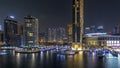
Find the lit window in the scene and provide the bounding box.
[109,41,111,44]
[107,41,111,44]
[118,44,120,46]
[29,33,33,37]
[117,41,119,43]
[26,19,30,22]
[114,41,116,43]
[107,43,111,46]
[28,41,33,43]
[107,41,109,44]
[112,41,114,44]
[26,23,29,27]
[117,44,119,46]
[26,23,32,27]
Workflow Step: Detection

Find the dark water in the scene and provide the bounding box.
[0,50,120,68]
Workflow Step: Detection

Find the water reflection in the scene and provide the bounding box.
[46,51,49,60]
[118,54,120,67]
[16,53,21,68]
[40,51,44,68]
[0,50,120,68]
[60,55,66,61]
[92,52,96,63]
[31,53,35,68]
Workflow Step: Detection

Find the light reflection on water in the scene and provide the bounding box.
[104,53,120,68]
[16,53,20,68]
[31,53,35,68]
[0,50,120,68]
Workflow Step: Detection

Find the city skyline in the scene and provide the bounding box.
[0,0,120,68]
[0,0,120,32]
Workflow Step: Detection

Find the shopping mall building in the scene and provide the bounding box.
[84,32,120,52]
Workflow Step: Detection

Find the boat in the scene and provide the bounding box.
[52,50,59,53]
[97,51,105,58]
[14,48,41,53]
[57,49,77,55]
[0,52,8,55]
[89,49,93,54]
[111,51,118,57]
[65,50,76,55]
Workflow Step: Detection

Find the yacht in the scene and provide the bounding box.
[97,51,105,58]
[65,50,76,55]
[111,51,118,57]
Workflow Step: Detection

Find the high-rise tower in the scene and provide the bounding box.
[67,24,72,44]
[24,15,39,46]
[4,16,18,46]
[72,0,84,50]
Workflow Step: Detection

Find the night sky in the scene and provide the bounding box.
[0,0,120,32]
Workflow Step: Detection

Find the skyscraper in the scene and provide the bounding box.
[17,22,24,46]
[47,27,66,43]
[72,0,84,50]
[24,15,39,46]
[0,30,4,45]
[4,16,18,46]
[56,27,66,43]
[67,24,72,43]
[48,28,57,42]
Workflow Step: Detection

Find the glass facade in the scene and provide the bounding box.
[24,15,39,46]
[4,17,18,46]
[98,36,120,47]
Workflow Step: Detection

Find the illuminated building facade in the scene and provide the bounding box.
[4,16,18,46]
[84,25,105,34]
[18,22,23,35]
[39,32,46,44]
[56,27,66,43]
[0,31,4,45]
[24,15,39,46]
[48,28,56,42]
[99,35,120,51]
[85,32,120,51]
[17,22,23,46]
[98,36,120,46]
[84,33,107,49]
[67,24,72,43]
[47,27,66,43]
[72,0,84,50]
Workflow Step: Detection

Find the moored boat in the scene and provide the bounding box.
[111,51,118,57]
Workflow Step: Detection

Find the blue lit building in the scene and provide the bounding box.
[4,16,18,46]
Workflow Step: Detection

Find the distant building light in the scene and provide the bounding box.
[97,26,103,29]
[9,16,15,19]
[0,25,2,30]
[85,27,90,30]
[28,41,33,43]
